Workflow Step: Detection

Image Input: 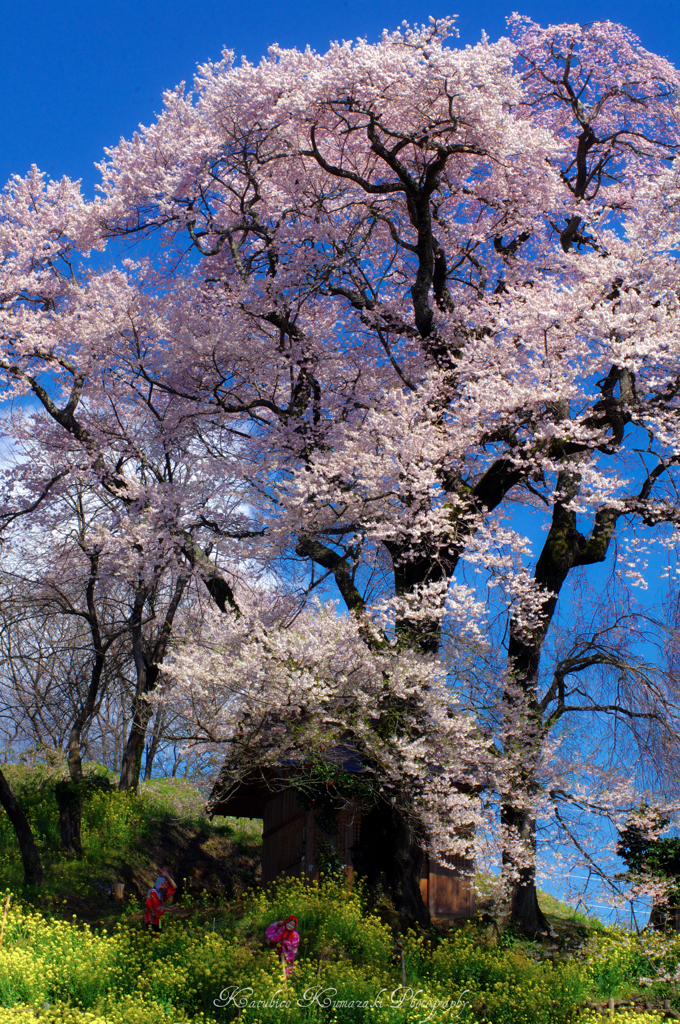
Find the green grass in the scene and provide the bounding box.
[0,764,675,1023]
[0,764,261,905]
[0,876,674,1024]
[473,872,605,951]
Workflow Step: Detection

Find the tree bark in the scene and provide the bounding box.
[0,767,43,886]
[502,467,581,935]
[144,709,165,781]
[54,780,83,857]
[500,799,549,937]
[503,455,619,935]
[60,650,106,855]
[352,802,430,930]
[119,575,188,792]
[118,670,157,792]
[53,550,111,854]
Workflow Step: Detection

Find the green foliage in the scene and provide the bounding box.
[139,778,213,822]
[618,814,680,910]
[579,1014,663,1024]
[0,771,148,889]
[0,768,259,898]
[579,932,650,999]
[0,768,675,1023]
[314,839,346,880]
[290,760,380,836]
[401,929,592,1024]
[0,877,675,1023]
[55,774,113,811]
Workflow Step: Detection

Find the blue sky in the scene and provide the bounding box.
[2,0,678,197]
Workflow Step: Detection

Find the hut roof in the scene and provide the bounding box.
[208,745,368,818]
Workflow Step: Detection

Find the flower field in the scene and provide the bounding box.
[0,771,676,1023]
[0,877,676,1024]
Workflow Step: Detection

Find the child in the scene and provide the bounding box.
[144,867,177,933]
[265,916,299,975]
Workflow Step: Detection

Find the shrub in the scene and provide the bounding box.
[0,876,676,1023]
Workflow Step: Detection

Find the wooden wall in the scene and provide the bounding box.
[261,786,475,919]
[420,856,475,920]
[262,789,308,882]
[262,792,363,883]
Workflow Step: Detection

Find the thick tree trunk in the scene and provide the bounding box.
[60,651,106,855]
[501,800,549,937]
[143,709,165,781]
[648,905,680,932]
[352,802,430,931]
[118,731,145,792]
[0,767,43,886]
[54,781,83,857]
[118,682,156,792]
[503,457,618,936]
[509,868,549,937]
[501,680,549,936]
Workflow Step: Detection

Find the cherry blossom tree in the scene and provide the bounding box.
[0,248,255,794]
[2,15,680,930]
[165,597,494,927]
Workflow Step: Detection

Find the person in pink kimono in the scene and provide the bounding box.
[265,915,299,975]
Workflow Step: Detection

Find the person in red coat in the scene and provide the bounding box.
[144,867,177,933]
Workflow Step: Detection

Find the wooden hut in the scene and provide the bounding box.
[209,760,475,921]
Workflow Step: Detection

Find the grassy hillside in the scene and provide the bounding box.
[0,876,674,1024]
[0,763,261,916]
[0,764,677,1023]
